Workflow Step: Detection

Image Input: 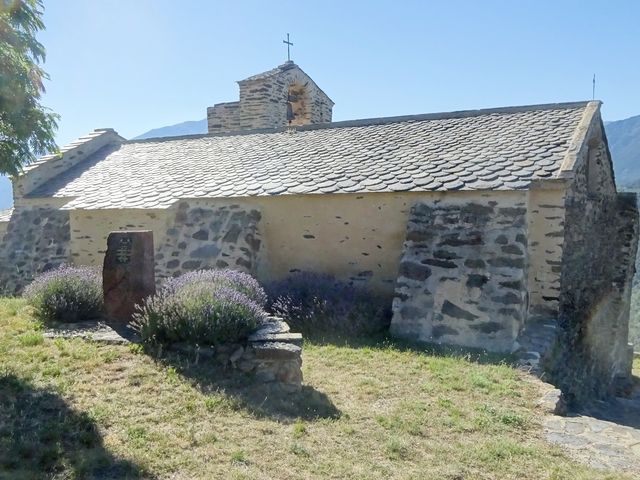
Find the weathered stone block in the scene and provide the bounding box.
[103,230,155,322]
[253,341,301,360]
[256,318,291,334]
[248,332,303,345]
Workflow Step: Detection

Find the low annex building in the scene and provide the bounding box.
[1,61,637,400]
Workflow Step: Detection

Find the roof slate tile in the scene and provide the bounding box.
[27,102,589,209]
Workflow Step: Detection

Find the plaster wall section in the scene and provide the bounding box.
[67,192,435,295]
[251,192,415,294]
[526,184,566,318]
[390,192,529,352]
[68,209,171,268]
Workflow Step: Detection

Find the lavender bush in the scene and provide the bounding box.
[132,269,268,346]
[266,272,391,336]
[23,265,103,323]
[159,269,267,307]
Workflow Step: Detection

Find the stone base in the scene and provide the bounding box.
[514,317,559,374]
[170,317,304,393]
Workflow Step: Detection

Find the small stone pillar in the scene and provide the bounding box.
[103,230,155,322]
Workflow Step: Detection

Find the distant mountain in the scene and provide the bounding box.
[606,115,640,186]
[134,119,207,140]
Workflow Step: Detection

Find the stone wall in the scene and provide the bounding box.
[206,101,240,133]
[155,200,262,281]
[208,62,333,134]
[66,192,419,294]
[0,206,71,294]
[550,192,638,402]
[390,194,529,352]
[172,317,303,393]
[548,118,638,403]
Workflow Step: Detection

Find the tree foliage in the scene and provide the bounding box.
[0,0,58,175]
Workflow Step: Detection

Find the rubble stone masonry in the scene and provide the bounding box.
[549,119,639,402]
[155,200,262,281]
[207,62,333,134]
[390,193,529,352]
[0,204,70,295]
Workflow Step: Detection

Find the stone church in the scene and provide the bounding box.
[0,61,637,400]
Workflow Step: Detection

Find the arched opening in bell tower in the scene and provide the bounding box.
[286,83,310,126]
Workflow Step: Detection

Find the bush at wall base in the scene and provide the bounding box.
[132,269,268,346]
[23,265,103,323]
[266,271,391,336]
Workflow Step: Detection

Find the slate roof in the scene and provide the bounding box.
[28,101,591,210]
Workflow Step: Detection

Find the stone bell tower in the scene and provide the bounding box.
[207,61,334,134]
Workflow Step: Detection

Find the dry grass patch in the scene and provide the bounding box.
[0,298,632,479]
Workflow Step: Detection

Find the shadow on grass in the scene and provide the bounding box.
[302,330,518,366]
[0,374,146,480]
[157,350,341,422]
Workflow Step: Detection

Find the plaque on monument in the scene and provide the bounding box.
[103,230,155,322]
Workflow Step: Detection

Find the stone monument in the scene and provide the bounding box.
[103,230,155,322]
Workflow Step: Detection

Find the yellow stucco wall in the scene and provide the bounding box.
[526,185,567,316]
[252,191,533,294]
[249,192,415,293]
[67,190,535,297]
[69,209,170,267]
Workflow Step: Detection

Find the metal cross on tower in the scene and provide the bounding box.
[283,33,293,62]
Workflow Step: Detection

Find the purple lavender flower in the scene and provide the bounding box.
[132,269,268,346]
[266,271,391,335]
[161,269,267,306]
[23,264,103,323]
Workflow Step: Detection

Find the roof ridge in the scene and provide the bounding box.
[237,61,334,106]
[239,61,297,83]
[25,128,122,172]
[15,128,125,200]
[125,100,593,145]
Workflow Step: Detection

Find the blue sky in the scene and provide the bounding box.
[1,0,639,209]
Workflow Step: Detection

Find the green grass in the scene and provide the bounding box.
[0,297,634,479]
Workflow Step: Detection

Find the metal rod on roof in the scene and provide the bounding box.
[592,74,596,100]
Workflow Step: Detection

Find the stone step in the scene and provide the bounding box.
[255,318,290,335]
[252,341,301,360]
[248,331,303,346]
